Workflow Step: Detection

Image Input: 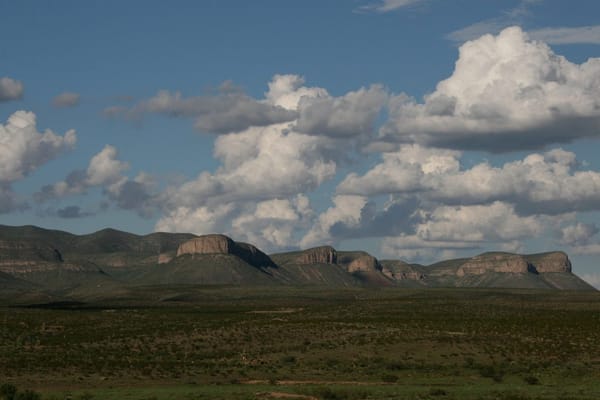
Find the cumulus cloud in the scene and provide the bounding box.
[154,203,236,235]
[414,202,542,242]
[108,81,297,134]
[265,74,327,110]
[300,195,369,248]
[0,77,23,102]
[560,222,599,247]
[154,75,364,245]
[86,145,129,186]
[37,145,127,199]
[153,75,393,249]
[0,111,76,183]
[379,202,546,261]
[52,92,80,108]
[295,85,388,139]
[36,145,156,217]
[382,26,600,152]
[231,195,313,250]
[339,145,600,216]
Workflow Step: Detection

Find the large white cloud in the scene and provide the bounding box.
[380,201,556,261]
[381,26,600,151]
[339,145,600,216]
[0,111,76,183]
[154,76,379,249]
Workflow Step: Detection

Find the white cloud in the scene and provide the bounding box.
[339,145,600,216]
[35,145,157,217]
[414,202,542,242]
[300,195,368,248]
[0,77,23,102]
[265,74,327,110]
[162,123,337,210]
[231,195,313,250]
[86,145,129,186]
[379,202,549,262]
[338,145,460,196]
[52,92,80,108]
[560,222,599,246]
[530,25,600,45]
[154,75,393,247]
[295,85,388,139]
[356,0,425,13]
[154,203,235,235]
[0,111,76,183]
[109,79,298,134]
[381,27,600,151]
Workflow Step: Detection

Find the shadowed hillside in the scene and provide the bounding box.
[0,224,594,300]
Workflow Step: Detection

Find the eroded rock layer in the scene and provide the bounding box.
[294,246,337,265]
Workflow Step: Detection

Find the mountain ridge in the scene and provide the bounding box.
[0,224,594,298]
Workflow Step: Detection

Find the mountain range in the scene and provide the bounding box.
[0,224,594,302]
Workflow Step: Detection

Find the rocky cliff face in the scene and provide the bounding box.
[294,246,337,265]
[456,253,530,276]
[380,260,426,281]
[455,251,573,277]
[176,234,276,269]
[176,234,234,257]
[347,254,381,273]
[0,240,64,274]
[527,252,572,273]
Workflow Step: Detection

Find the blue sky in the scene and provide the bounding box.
[2,0,600,286]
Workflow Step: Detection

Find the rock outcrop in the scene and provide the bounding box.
[456,253,530,276]
[176,234,234,257]
[176,234,276,269]
[380,260,426,281]
[337,252,382,274]
[0,240,65,274]
[157,253,173,264]
[527,252,572,273]
[294,246,337,265]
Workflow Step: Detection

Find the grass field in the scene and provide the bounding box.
[1,287,600,399]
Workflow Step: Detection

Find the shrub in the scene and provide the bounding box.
[479,365,504,382]
[0,384,17,400]
[15,390,41,400]
[523,375,540,385]
[429,388,448,396]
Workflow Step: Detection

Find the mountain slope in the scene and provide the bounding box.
[0,224,595,293]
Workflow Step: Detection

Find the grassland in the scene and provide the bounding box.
[1,287,600,399]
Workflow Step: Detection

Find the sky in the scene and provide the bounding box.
[2,0,600,287]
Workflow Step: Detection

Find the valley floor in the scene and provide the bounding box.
[1,287,600,400]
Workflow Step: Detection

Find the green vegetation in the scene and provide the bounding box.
[1,287,600,399]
